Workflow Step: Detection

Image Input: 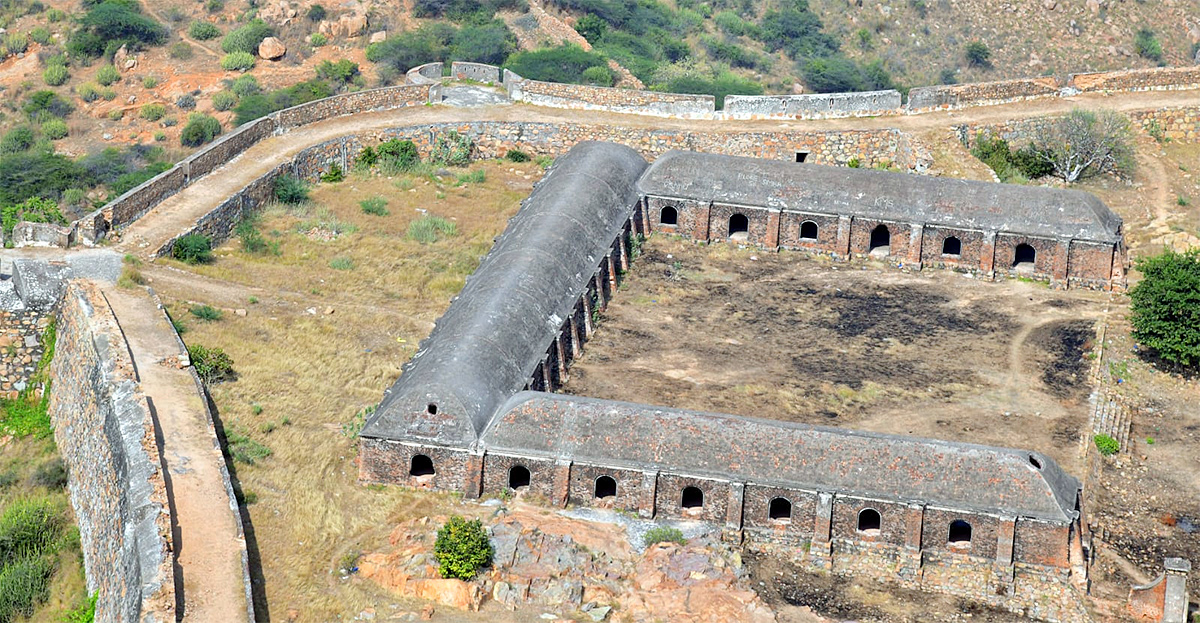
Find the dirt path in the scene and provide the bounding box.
[103,287,250,622]
[117,88,1200,256]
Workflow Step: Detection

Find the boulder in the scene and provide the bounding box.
[339,14,369,38]
[370,30,388,44]
[412,579,483,611]
[258,36,286,60]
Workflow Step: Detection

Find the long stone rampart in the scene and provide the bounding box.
[723,90,901,119]
[1068,66,1200,93]
[907,77,1062,111]
[48,281,175,623]
[505,69,715,118]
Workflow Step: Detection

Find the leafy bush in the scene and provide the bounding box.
[222,19,273,54]
[429,130,472,166]
[231,74,261,97]
[407,215,457,243]
[505,44,610,84]
[172,233,212,264]
[965,41,991,68]
[801,55,893,93]
[273,174,309,204]
[169,41,193,59]
[315,59,360,85]
[77,82,101,102]
[434,516,493,580]
[971,135,1052,183]
[643,525,686,547]
[365,23,455,75]
[1093,434,1119,456]
[68,1,166,59]
[659,68,763,109]
[1,126,36,154]
[180,113,221,147]
[1134,29,1162,62]
[139,102,165,121]
[188,344,235,384]
[29,27,52,45]
[1129,249,1200,368]
[221,51,256,71]
[504,149,530,162]
[4,32,29,56]
[451,21,516,66]
[0,152,85,207]
[360,196,389,216]
[307,4,326,21]
[42,64,69,86]
[310,33,328,47]
[377,138,421,172]
[232,79,333,125]
[581,65,615,86]
[95,64,121,86]
[320,163,345,183]
[212,90,237,111]
[24,90,73,120]
[41,118,68,140]
[1029,109,1135,182]
[354,145,377,170]
[575,13,606,42]
[188,21,221,40]
[759,3,837,60]
[1,197,65,238]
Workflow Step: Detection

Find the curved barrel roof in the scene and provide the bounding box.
[638,150,1122,243]
[362,142,648,446]
[482,392,1080,523]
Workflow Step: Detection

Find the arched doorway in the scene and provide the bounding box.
[728,214,749,240]
[409,454,435,477]
[508,465,530,489]
[869,224,890,254]
[799,221,818,240]
[660,206,678,226]
[942,236,961,256]
[1013,243,1036,269]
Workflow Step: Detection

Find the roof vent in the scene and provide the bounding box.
[1029,455,1042,470]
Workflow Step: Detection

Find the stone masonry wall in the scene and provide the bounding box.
[451,61,501,84]
[506,71,715,118]
[48,282,174,623]
[11,221,74,247]
[723,90,901,120]
[908,77,1061,111]
[405,62,443,85]
[0,308,48,398]
[1068,66,1200,93]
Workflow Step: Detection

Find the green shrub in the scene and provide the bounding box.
[47,8,68,22]
[1,197,65,239]
[1093,434,1119,456]
[800,55,892,94]
[307,4,327,21]
[107,108,124,121]
[139,102,166,121]
[505,149,530,162]
[1134,29,1163,62]
[434,516,493,580]
[273,174,309,204]
[64,594,98,623]
[0,553,54,621]
[581,65,614,86]
[660,69,763,108]
[574,13,606,41]
[142,75,158,88]
[377,138,421,172]
[365,23,454,75]
[360,196,389,216]
[456,168,485,184]
[188,344,235,385]
[67,1,167,59]
[505,44,609,84]
[0,497,62,563]
[4,32,29,55]
[24,90,73,120]
[429,130,472,166]
[231,74,261,97]
[1129,249,1200,367]
[62,188,86,206]
[189,304,223,321]
[971,134,1052,183]
[235,218,273,254]
[231,78,333,124]
[643,525,686,547]
[221,51,256,71]
[42,64,69,86]
[188,21,221,40]
[310,33,328,47]
[41,118,68,140]
[329,256,354,270]
[77,82,101,102]
[212,90,237,111]
[354,145,378,170]
[169,41,193,60]
[206,0,224,13]
[965,41,991,68]
[100,87,117,101]
[223,427,270,464]
[1,126,36,154]
[407,215,457,243]
[172,233,213,264]
[176,93,196,109]
[95,64,121,86]
[316,59,360,86]
[320,163,345,183]
[180,113,221,147]
[222,19,273,54]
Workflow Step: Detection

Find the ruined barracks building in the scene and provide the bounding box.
[360,142,1114,621]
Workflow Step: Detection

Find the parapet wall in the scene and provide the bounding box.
[451,61,501,84]
[406,62,444,85]
[724,90,901,119]
[48,281,174,623]
[1069,66,1200,93]
[908,77,1061,111]
[504,69,715,118]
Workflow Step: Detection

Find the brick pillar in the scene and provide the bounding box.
[553,336,568,385]
[901,503,925,582]
[994,516,1017,589]
[837,215,853,257]
[463,450,485,500]
[980,231,998,280]
[592,273,607,311]
[694,201,713,242]
[550,459,572,508]
[1163,558,1191,623]
[1052,238,1071,289]
[581,289,595,337]
[618,225,631,272]
[907,222,924,270]
[607,251,619,291]
[569,315,582,358]
[765,211,782,249]
[540,356,553,391]
[810,492,834,570]
[638,471,658,519]
[724,482,745,544]
[1109,242,1128,292]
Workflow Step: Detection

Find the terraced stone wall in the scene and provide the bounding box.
[908,77,1061,111]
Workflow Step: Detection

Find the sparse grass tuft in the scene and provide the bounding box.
[643,525,686,547]
[406,215,457,243]
[359,196,389,216]
[223,428,271,465]
[329,257,354,271]
[189,305,223,322]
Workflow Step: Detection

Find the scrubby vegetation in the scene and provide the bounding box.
[67,0,167,59]
[1129,249,1200,368]
[172,233,213,264]
[643,525,687,547]
[434,516,493,580]
[188,343,235,385]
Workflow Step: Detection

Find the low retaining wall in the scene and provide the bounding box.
[908,77,1061,111]
[48,281,175,623]
[406,61,444,85]
[11,220,74,247]
[505,70,715,118]
[1069,66,1200,93]
[723,90,901,119]
[451,61,501,84]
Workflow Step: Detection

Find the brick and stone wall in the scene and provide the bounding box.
[506,71,715,118]
[48,282,174,623]
[1068,66,1200,93]
[908,77,1061,111]
[359,438,472,493]
[451,61,501,84]
[0,308,48,397]
[1129,106,1200,141]
[405,62,443,85]
[723,90,901,120]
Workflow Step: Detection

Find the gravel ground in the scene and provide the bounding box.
[558,506,718,553]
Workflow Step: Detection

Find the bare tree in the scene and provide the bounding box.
[1032,109,1136,183]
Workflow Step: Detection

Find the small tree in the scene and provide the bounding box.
[965,41,991,68]
[1134,29,1163,62]
[1030,109,1135,183]
[1129,249,1200,368]
[434,516,493,581]
[172,234,213,264]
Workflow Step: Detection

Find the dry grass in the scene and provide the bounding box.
[150,160,539,621]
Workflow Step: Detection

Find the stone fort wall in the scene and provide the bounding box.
[48,282,175,623]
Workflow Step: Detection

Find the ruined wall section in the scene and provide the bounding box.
[505,70,715,118]
[48,281,174,623]
[723,90,901,119]
[1068,66,1200,93]
[0,307,48,397]
[908,77,1061,111]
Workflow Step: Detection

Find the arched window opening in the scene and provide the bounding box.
[857,508,882,532]
[728,214,749,240]
[660,206,678,226]
[800,221,819,240]
[1013,243,1036,268]
[942,236,961,256]
[594,476,617,499]
[681,486,704,509]
[410,454,435,477]
[948,520,973,544]
[768,498,792,521]
[508,465,530,489]
[869,224,890,253]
